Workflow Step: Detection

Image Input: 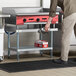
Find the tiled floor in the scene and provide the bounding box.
[0,54,76,76]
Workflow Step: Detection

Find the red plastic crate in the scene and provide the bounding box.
[34,40,48,48]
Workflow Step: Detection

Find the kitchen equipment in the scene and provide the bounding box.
[2,7,59,61]
[2,7,59,31]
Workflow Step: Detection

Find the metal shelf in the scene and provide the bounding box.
[9,46,52,52]
[17,12,59,16]
[16,28,58,32]
[24,22,58,25]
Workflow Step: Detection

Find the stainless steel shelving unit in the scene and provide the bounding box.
[7,22,58,61]
[2,7,59,61]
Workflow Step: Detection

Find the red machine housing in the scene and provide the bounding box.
[16,15,58,25]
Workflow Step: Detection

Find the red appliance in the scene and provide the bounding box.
[16,15,58,25]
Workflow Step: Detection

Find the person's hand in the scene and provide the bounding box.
[45,17,53,32]
[45,23,50,32]
[60,10,64,14]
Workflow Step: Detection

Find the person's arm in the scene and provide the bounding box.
[45,0,58,32]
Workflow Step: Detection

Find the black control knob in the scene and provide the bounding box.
[23,19,26,22]
[36,18,40,22]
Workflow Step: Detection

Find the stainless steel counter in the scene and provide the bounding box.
[17,12,59,16]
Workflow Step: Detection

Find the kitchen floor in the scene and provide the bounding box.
[0,54,76,76]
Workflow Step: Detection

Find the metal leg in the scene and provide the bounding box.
[40,29,43,56]
[50,31,53,58]
[8,32,11,58]
[17,32,19,61]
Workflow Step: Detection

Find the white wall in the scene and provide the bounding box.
[42,0,50,8]
[0,0,40,11]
